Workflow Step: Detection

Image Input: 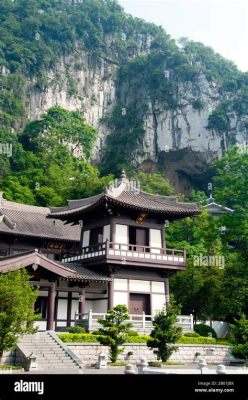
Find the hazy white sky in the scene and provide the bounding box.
[118,0,248,72]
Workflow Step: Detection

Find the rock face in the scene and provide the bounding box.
[23,38,247,192]
[24,50,117,134]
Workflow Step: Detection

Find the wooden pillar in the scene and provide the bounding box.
[110,218,116,243]
[161,226,166,250]
[108,279,114,311]
[164,278,170,308]
[79,287,86,317]
[54,295,58,331]
[66,292,72,327]
[47,282,56,331]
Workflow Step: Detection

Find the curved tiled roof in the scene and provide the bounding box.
[49,178,198,220]
[58,262,112,282]
[0,195,80,242]
[0,250,111,283]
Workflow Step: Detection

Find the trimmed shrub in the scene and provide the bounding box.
[194,324,217,339]
[148,361,182,367]
[230,315,248,344]
[126,330,139,337]
[147,302,182,362]
[125,335,150,343]
[58,333,217,345]
[183,332,200,337]
[58,333,98,343]
[58,333,151,344]
[231,343,248,361]
[68,326,86,334]
[177,335,216,344]
[96,305,132,363]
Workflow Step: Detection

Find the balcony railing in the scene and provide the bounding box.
[74,310,193,333]
[61,240,186,267]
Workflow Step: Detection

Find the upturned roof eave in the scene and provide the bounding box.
[49,195,199,221]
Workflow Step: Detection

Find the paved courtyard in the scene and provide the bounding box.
[5,364,248,375]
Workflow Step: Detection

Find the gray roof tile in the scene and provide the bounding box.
[0,196,80,241]
[0,250,111,282]
[50,179,198,219]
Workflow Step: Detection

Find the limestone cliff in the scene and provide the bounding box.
[23,39,247,193]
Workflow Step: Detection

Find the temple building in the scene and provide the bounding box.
[0,173,198,331]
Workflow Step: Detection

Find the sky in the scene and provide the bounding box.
[118,0,248,72]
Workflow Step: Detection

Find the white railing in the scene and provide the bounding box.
[61,241,186,265]
[176,314,194,331]
[74,311,193,333]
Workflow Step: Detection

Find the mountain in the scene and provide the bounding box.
[0,0,248,193]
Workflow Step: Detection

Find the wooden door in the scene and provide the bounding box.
[136,228,147,252]
[129,293,150,316]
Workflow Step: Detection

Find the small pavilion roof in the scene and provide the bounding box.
[202,194,234,215]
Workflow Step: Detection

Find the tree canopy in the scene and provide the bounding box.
[169,149,248,322]
[0,106,112,206]
[0,269,38,362]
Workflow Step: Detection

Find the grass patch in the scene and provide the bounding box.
[58,333,98,343]
[177,336,216,344]
[58,333,151,343]
[216,338,234,346]
[0,364,22,370]
[108,362,127,367]
[125,335,150,343]
[148,361,183,367]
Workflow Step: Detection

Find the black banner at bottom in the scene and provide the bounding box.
[0,374,247,399]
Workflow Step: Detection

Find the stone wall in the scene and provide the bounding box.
[67,343,235,366]
[2,348,30,369]
[2,349,15,365]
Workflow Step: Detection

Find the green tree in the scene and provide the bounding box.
[170,149,248,322]
[230,315,248,362]
[0,107,111,207]
[230,315,248,345]
[213,149,248,318]
[231,343,248,362]
[0,269,38,363]
[168,211,225,321]
[134,172,175,195]
[96,305,132,363]
[213,148,248,213]
[147,301,182,362]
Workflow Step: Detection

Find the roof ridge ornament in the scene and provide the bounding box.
[105,170,130,198]
[3,215,17,229]
[0,209,16,229]
[209,192,214,204]
[120,169,126,180]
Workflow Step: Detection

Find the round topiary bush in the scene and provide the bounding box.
[194,324,217,339]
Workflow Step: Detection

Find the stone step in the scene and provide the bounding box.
[36,355,74,361]
[24,347,63,351]
[35,355,72,361]
[36,359,76,365]
[24,346,66,353]
[37,360,76,365]
[25,352,69,360]
[38,366,78,370]
[18,332,82,371]
[37,364,77,369]
[21,348,63,353]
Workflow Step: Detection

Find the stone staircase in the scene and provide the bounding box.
[18,331,83,372]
